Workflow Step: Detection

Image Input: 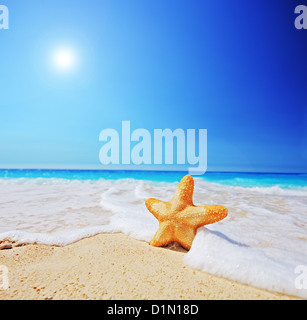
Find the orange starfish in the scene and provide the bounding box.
[145,175,228,250]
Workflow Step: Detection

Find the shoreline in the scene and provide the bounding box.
[0,233,299,300]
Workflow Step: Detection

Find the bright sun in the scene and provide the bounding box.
[53,48,76,71]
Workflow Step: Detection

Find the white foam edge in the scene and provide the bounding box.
[0,225,118,247]
[184,228,307,299]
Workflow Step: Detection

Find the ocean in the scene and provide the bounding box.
[0,169,307,298]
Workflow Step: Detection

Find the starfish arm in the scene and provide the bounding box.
[171,175,194,210]
[145,198,168,220]
[149,222,173,247]
[203,205,228,225]
[179,205,228,228]
[174,225,197,251]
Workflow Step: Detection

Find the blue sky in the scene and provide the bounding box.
[0,0,306,173]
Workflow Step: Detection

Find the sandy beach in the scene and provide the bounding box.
[0,233,298,300]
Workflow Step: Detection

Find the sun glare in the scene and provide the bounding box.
[52,48,76,71]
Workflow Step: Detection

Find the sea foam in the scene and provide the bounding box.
[0,177,307,298]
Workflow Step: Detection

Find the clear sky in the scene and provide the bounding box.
[0,0,306,173]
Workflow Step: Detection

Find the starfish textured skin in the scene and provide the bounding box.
[145,175,228,250]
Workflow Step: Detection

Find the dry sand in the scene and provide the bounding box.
[0,233,298,300]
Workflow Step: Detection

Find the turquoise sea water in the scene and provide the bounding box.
[0,169,306,188]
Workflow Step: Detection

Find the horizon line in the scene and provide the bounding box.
[0,167,306,175]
